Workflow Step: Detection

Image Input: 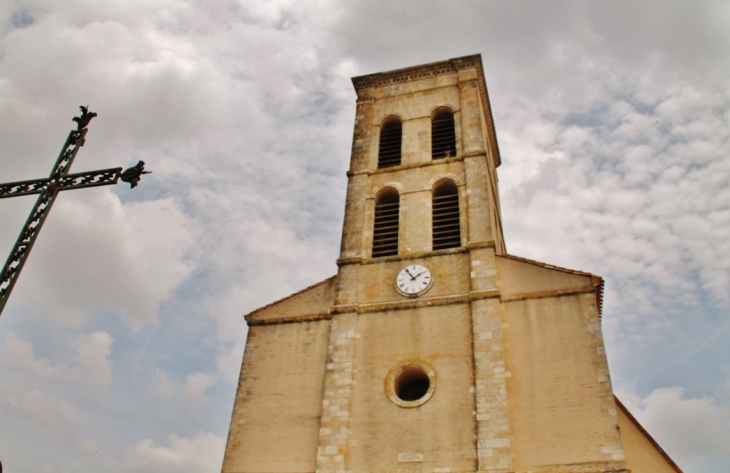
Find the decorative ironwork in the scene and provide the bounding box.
[0,107,150,316]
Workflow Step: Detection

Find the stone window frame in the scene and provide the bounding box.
[384,359,437,408]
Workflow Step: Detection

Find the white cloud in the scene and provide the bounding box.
[6,389,76,426]
[0,331,57,378]
[182,372,216,405]
[0,330,113,390]
[618,387,730,472]
[68,331,113,389]
[11,193,196,330]
[125,432,225,473]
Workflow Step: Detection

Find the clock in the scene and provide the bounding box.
[395,264,433,296]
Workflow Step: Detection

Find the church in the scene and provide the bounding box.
[221,55,682,473]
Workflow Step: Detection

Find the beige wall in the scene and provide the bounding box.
[347,305,477,471]
[222,321,329,473]
[502,294,624,471]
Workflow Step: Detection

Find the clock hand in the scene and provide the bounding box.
[404,268,416,280]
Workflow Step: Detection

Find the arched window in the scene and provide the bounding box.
[372,188,400,257]
[431,109,456,159]
[378,117,402,168]
[432,181,461,250]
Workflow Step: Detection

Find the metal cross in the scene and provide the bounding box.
[0,106,149,316]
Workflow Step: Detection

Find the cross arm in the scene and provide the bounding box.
[58,167,123,191]
[0,177,52,199]
[0,167,124,199]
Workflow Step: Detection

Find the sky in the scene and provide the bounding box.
[0,0,728,471]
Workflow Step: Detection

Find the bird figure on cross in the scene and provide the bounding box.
[72,105,97,130]
[120,160,152,188]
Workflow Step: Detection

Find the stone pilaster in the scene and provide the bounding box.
[316,312,358,473]
[471,298,512,472]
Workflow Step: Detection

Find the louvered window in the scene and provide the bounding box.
[372,190,399,257]
[432,182,461,250]
[378,119,402,168]
[432,110,456,159]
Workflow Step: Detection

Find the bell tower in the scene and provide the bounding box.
[222,55,682,473]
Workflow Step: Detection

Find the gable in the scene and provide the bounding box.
[245,276,337,325]
[496,254,601,300]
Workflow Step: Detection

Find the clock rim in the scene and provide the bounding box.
[394,263,434,297]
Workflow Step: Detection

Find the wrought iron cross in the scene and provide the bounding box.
[0,107,150,316]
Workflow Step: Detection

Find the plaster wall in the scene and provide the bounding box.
[222,321,329,473]
[502,294,625,471]
[320,304,478,472]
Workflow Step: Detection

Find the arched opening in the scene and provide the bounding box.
[378,117,402,168]
[432,181,461,250]
[431,109,456,159]
[372,188,399,257]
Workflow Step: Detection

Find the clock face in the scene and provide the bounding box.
[395,264,433,296]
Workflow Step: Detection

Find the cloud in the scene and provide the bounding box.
[182,372,216,405]
[125,432,225,473]
[69,331,113,389]
[11,193,196,330]
[0,331,57,378]
[618,387,730,471]
[499,74,730,322]
[0,331,113,390]
[6,389,76,426]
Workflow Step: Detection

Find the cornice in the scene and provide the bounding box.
[351,55,482,91]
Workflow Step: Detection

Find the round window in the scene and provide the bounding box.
[385,361,436,408]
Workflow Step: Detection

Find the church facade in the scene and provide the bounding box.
[222,55,681,473]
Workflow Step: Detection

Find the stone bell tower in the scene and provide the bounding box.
[222,55,682,473]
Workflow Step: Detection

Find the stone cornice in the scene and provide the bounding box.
[246,312,331,326]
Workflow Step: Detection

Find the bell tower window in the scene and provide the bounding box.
[432,181,461,250]
[378,117,402,168]
[431,109,456,159]
[372,188,400,257]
